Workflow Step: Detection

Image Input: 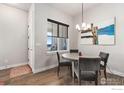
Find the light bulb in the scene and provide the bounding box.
[86,24,91,29]
[83,27,87,30]
[82,22,86,28]
[76,24,80,30]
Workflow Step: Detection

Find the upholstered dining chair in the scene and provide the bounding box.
[99,52,109,79]
[70,49,78,53]
[74,57,101,85]
[56,52,72,77]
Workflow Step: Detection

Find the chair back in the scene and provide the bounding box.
[56,52,60,64]
[99,52,109,64]
[79,57,101,71]
[79,52,82,56]
[70,49,78,53]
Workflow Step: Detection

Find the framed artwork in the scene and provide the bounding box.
[80,17,115,45]
[97,18,115,45]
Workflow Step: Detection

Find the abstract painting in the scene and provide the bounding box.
[80,18,115,45]
[97,18,115,45]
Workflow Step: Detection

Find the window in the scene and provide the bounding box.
[59,25,68,50]
[47,19,69,52]
[59,25,68,38]
[59,38,68,50]
[47,22,58,51]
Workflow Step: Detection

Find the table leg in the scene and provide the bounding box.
[72,61,74,77]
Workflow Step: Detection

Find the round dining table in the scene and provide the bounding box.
[62,53,100,60]
[62,53,100,77]
[62,53,79,61]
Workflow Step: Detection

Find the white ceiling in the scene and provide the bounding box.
[3,3,100,15]
[46,3,100,16]
[4,3,31,12]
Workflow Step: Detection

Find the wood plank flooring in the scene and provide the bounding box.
[6,67,74,85]
[0,65,124,85]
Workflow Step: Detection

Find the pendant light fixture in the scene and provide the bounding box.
[76,3,92,31]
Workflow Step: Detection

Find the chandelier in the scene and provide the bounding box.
[76,3,93,31]
[76,3,98,44]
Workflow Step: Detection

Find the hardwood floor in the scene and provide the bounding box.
[7,67,74,85]
[0,65,124,85]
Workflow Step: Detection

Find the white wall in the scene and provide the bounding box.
[0,4,28,69]
[34,4,78,73]
[74,3,124,76]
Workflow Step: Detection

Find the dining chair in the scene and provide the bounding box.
[74,57,101,85]
[79,52,83,56]
[99,52,109,79]
[56,52,72,77]
[70,49,83,56]
[70,49,78,53]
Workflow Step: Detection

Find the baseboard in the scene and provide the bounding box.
[33,64,57,73]
[107,68,124,77]
[0,66,6,70]
[0,62,28,70]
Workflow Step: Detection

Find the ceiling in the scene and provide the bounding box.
[4,3,31,12]
[46,3,100,16]
[3,3,100,15]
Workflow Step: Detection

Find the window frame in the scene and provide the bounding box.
[47,19,69,53]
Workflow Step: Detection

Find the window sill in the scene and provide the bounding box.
[46,50,69,55]
[47,51,57,55]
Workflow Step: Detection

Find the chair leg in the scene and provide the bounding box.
[95,79,98,85]
[104,69,107,79]
[73,72,75,84]
[95,71,98,85]
[70,66,72,77]
[57,66,60,77]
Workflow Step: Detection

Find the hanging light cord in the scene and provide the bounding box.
[82,3,83,23]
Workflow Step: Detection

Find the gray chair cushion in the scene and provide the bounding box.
[80,71,96,81]
[60,61,72,66]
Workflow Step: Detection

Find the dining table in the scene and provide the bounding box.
[62,53,100,77]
